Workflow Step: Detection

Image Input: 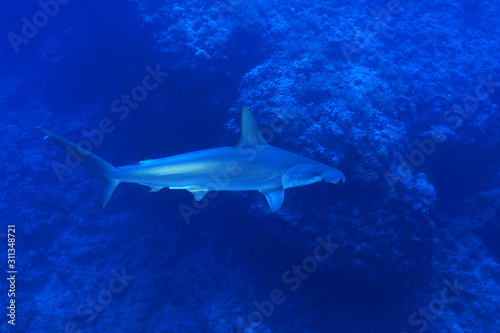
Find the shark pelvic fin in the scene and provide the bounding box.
[233,106,268,148]
[188,189,209,201]
[259,184,284,213]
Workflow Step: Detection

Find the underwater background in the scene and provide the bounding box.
[0,0,499,332]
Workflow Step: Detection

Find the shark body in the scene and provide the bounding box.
[38,107,345,212]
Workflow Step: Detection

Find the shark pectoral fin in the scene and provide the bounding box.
[188,189,209,201]
[259,185,285,213]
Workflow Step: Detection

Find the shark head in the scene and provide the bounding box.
[323,167,346,185]
[282,163,345,189]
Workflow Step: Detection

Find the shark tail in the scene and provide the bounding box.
[37,127,120,208]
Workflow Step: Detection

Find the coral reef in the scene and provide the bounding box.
[0,0,499,332]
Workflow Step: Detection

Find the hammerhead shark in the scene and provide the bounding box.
[38,107,345,212]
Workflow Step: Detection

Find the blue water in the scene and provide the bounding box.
[1,0,499,332]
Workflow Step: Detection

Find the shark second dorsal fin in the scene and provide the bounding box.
[233,106,267,148]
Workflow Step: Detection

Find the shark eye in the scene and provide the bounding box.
[338,179,344,184]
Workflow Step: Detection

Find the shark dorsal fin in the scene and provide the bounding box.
[233,106,267,148]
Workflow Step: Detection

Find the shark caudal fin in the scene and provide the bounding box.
[37,127,120,208]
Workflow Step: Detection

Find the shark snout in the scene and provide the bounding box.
[323,169,345,185]
[334,176,346,184]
